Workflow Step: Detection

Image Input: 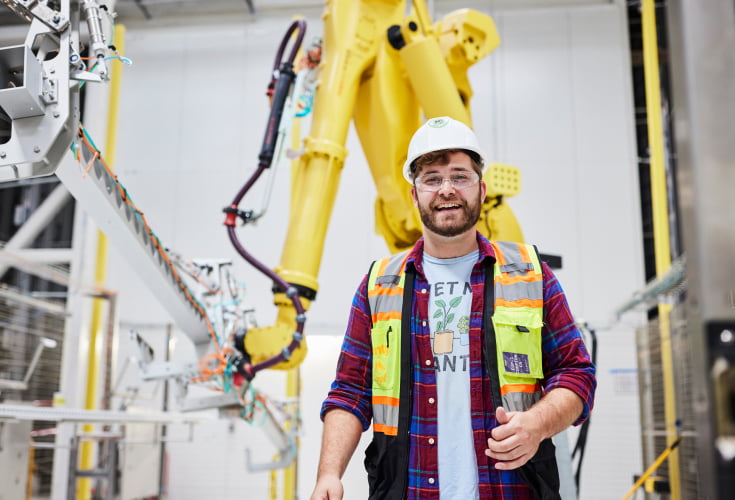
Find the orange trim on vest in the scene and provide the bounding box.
[518,243,532,264]
[368,285,404,298]
[500,383,541,395]
[494,273,542,286]
[372,395,400,407]
[371,311,403,323]
[494,246,507,266]
[396,256,408,275]
[373,423,399,436]
[375,258,389,278]
[495,298,543,309]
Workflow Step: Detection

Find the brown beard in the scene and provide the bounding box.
[418,189,482,237]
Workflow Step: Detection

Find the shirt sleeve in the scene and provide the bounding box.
[540,261,597,425]
[319,274,374,431]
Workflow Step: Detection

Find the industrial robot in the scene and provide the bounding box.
[228,0,525,376]
[0,0,524,381]
[0,0,527,488]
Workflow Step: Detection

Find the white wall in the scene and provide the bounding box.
[81,2,646,498]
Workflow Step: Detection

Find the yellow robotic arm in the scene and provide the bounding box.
[241,0,524,370]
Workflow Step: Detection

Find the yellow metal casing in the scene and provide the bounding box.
[436,9,501,111]
[479,162,524,242]
[250,1,525,368]
[485,162,521,198]
[245,294,312,369]
[396,15,470,124]
[249,1,408,367]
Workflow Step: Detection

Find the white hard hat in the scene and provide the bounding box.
[402,116,487,183]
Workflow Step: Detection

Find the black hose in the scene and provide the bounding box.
[223,19,308,379]
[259,63,296,168]
[259,19,306,168]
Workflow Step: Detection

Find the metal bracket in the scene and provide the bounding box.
[40,75,58,104]
[139,361,197,382]
[0,337,57,392]
[0,0,70,32]
[245,443,296,472]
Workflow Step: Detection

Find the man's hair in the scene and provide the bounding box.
[409,149,484,182]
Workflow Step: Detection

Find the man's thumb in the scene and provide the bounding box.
[496,406,509,424]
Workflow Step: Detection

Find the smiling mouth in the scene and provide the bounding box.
[434,203,462,211]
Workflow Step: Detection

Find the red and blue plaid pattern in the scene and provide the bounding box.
[322,234,596,499]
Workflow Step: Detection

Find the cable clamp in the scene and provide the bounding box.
[223,206,255,226]
[295,314,306,324]
[292,332,303,342]
[281,347,292,360]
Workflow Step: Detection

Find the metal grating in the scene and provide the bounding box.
[636,316,669,498]
[636,301,703,500]
[670,306,701,499]
[0,288,66,495]
[0,292,65,402]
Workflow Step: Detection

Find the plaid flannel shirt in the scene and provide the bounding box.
[321,234,596,499]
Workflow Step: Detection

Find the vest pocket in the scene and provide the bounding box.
[371,325,399,393]
[492,319,544,380]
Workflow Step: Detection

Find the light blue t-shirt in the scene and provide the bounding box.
[423,250,480,500]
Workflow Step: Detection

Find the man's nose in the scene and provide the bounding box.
[437,178,457,193]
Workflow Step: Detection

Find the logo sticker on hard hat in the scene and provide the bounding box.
[427,117,449,128]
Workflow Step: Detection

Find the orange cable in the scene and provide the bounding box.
[76,126,231,382]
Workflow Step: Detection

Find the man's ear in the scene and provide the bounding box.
[411,185,419,207]
[480,180,487,200]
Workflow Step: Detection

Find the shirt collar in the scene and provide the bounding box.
[405,231,497,275]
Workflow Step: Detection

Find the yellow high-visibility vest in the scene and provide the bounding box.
[366,241,544,436]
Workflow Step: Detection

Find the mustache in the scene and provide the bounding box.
[430,196,466,209]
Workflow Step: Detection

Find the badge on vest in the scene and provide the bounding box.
[503,352,531,375]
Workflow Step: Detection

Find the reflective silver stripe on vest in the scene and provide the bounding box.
[369,294,403,315]
[383,252,408,277]
[502,390,542,412]
[495,280,543,302]
[494,240,531,276]
[492,240,544,412]
[369,250,409,435]
[499,261,534,273]
[372,401,401,429]
[368,252,408,312]
[376,274,401,286]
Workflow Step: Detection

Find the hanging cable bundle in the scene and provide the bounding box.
[223,19,308,381]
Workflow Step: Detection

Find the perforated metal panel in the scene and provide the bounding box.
[670,306,701,499]
[637,317,670,496]
[0,420,32,500]
[0,292,64,400]
[636,302,703,500]
[0,289,66,495]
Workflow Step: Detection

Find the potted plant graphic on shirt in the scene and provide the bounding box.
[432,296,462,355]
[457,315,470,346]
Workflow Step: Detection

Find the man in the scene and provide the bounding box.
[311,116,596,500]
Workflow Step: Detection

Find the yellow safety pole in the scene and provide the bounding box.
[621,438,682,500]
[26,445,34,500]
[270,462,279,500]
[281,89,304,500]
[78,24,126,500]
[282,367,300,499]
[641,1,680,499]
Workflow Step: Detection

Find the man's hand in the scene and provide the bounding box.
[310,474,344,500]
[484,406,544,470]
[484,388,584,470]
[311,409,362,499]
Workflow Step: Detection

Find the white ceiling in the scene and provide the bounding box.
[0,0,614,28]
[111,0,612,19]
